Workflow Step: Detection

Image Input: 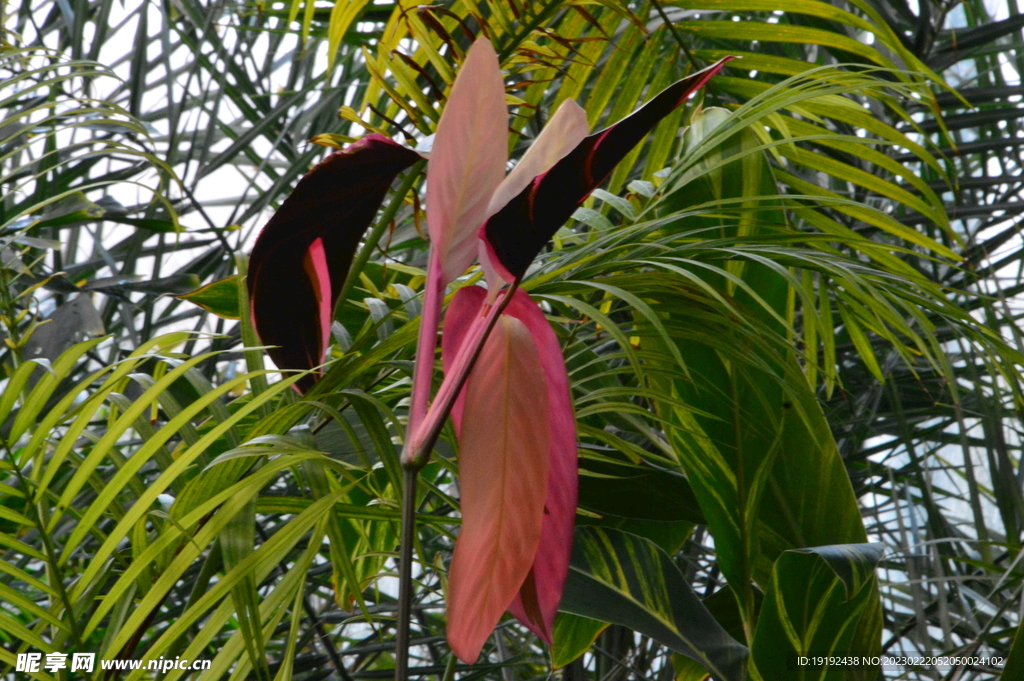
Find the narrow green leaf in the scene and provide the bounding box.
[327,0,372,72]
[1005,623,1024,680]
[177,275,241,319]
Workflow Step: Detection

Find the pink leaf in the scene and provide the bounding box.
[502,290,577,644]
[302,237,332,369]
[440,286,488,434]
[446,314,551,664]
[478,236,517,303]
[427,38,509,285]
[442,287,578,645]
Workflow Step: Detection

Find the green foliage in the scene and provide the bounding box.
[1005,625,1024,680]
[561,527,748,680]
[551,613,608,669]
[751,544,884,681]
[178,277,242,320]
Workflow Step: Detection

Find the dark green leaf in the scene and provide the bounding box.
[578,458,705,523]
[751,543,884,681]
[561,527,748,681]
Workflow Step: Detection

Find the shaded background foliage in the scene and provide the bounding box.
[2,0,1024,680]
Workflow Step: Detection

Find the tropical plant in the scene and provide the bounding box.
[2,1,1024,681]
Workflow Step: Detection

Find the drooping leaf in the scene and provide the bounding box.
[750,543,885,681]
[248,134,421,392]
[443,286,578,644]
[446,315,551,664]
[560,527,748,681]
[502,289,578,644]
[642,108,877,650]
[482,59,732,280]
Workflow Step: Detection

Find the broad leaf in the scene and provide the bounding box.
[644,109,876,641]
[560,526,748,681]
[446,315,551,664]
[503,289,578,643]
[550,612,608,669]
[426,38,507,285]
[751,543,885,681]
[577,458,704,524]
[248,134,421,392]
[444,287,578,643]
[576,457,701,553]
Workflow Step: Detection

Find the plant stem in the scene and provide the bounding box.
[402,281,519,468]
[441,654,458,681]
[409,251,444,436]
[395,466,420,681]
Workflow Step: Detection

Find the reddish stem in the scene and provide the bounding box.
[395,277,518,681]
[402,280,519,468]
[409,251,445,437]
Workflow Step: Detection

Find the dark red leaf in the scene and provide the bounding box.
[249,134,422,392]
[482,59,733,280]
